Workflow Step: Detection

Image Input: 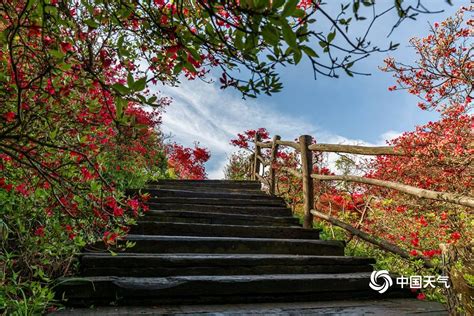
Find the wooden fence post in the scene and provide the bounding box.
[269,135,281,195]
[251,132,261,180]
[299,135,314,229]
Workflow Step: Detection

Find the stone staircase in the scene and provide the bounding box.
[56,180,413,307]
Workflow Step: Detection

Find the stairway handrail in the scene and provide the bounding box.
[250,132,473,229]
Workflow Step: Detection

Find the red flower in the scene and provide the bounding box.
[396,205,407,213]
[410,249,418,256]
[60,42,74,53]
[15,183,29,197]
[80,167,95,181]
[450,231,461,241]
[34,226,45,237]
[113,207,124,217]
[417,292,426,300]
[410,237,419,247]
[127,199,139,211]
[3,111,16,123]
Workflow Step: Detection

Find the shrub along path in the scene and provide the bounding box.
[54,180,446,314]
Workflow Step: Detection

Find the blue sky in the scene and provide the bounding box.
[157,1,465,178]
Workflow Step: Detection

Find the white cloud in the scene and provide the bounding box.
[154,79,396,179]
[378,130,403,144]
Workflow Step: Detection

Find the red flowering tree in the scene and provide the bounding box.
[0,0,459,313]
[226,8,473,311]
[167,143,211,179]
[382,6,473,112]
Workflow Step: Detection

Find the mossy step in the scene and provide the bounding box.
[87,235,345,256]
[55,273,413,306]
[143,210,301,227]
[130,221,320,239]
[80,253,374,277]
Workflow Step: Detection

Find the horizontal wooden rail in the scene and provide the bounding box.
[257,140,300,150]
[276,140,299,150]
[312,174,474,208]
[256,141,272,148]
[310,210,435,268]
[308,144,402,156]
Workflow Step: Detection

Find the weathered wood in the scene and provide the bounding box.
[256,141,272,148]
[269,135,281,195]
[256,154,266,165]
[312,174,474,209]
[310,210,436,269]
[299,135,314,229]
[255,173,268,186]
[308,144,403,156]
[276,140,300,150]
[252,133,262,180]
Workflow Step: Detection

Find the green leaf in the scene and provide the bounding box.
[327,31,336,43]
[148,96,158,104]
[49,49,65,59]
[281,21,297,49]
[84,19,99,28]
[281,0,298,17]
[234,30,245,50]
[254,0,269,10]
[261,24,279,46]
[293,48,302,65]
[127,73,134,88]
[115,97,126,119]
[301,46,319,58]
[272,0,285,8]
[292,8,305,18]
[111,83,129,95]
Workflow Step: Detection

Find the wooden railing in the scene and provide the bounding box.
[250,133,474,230]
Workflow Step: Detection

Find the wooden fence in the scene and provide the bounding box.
[250,133,474,230]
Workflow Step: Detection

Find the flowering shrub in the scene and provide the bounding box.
[0,1,208,313]
[167,143,211,179]
[226,8,473,310]
[382,6,473,112]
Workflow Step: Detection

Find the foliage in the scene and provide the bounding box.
[167,143,211,179]
[382,5,473,112]
[224,151,253,180]
[0,0,459,313]
[226,8,473,311]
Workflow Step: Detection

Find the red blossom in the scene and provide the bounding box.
[34,226,45,237]
[3,111,16,123]
[60,42,74,53]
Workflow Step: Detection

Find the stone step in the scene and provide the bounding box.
[147,197,286,207]
[146,203,293,216]
[55,273,412,306]
[131,222,320,239]
[80,253,374,277]
[147,180,262,190]
[52,299,448,315]
[127,188,273,200]
[143,210,301,227]
[150,180,260,185]
[87,235,345,256]
[144,185,263,194]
